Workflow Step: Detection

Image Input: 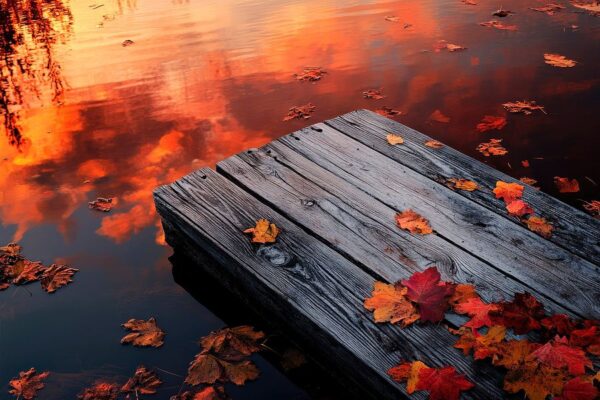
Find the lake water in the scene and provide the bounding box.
[1,0,599,398]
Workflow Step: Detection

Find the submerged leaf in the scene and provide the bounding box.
[428,109,450,123]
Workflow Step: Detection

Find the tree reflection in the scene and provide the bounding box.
[0,0,72,148]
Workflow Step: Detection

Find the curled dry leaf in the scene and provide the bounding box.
[386,134,404,145]
[446,178,478,191]
[78,382,119,400]
[8,259,45,285]
[480,20,518,31]
[526,216,553,238]
[428,109,450,123]
[477,138,508,156]
[40,264,78,293]
[582,200,600,218]
[476,115,507,132]
[554,176,580,193]
[9,368,49,400]
[121,317,166,347]
[375,106,403,117]
[506,200,534,217]
[363,89,385,99]
[364,281,420,326]
[494,181,524,203]
[395,209,433,235]
[200,325,265,360]
[424,140,444,149]
[294,67,327,82]
[243,219,280,244]
[283,103,316,121]
[544,53,577,68]
[186,354,260,386]
[530,4,565,15]
[502,100,546,115]
[401,267,454,323]
[89,197,114,212]
[121,366,162,397]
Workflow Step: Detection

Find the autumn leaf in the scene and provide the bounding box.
[375,106,403,118]
[569,325,600,355]
[450,326,478,355]
[541,314,577,336]
[454,297,500,329]
[446,178,478,191]
[521,160,530,168]
[294,67,327,82]
[7,259,45,285]
[473,325,506,360]
[40,264,78,293]
[530,336,592,375]
[502,100,546,115]
[544,53,577,68]
[401,267,454,322]
[434,40,467,52]
[461,0,477,5]
[364,281,420,326]
[554,177,580,193]
[479,20,518,31]
[493,181,524,203]
[78,382,119,400]
[476,115,507,132]
[493,8,514,17]
[506,200,534,217]
[530,4,565,15]
[526,216,553,238]
[186,354,259,386]
[395,209,433,234]
[89,197,114,212]
[504,363,567,400]
[571,1,600,15]
[520,177,539,188]
[557,376,599,400]
[386,134,404,145]
[582,200,600,218]
[388,360,429,393]
[490,292,545,334]
[415,366,475,400]
[363,89,385,99]
[492,339,540,369]
[428,109,450,123]
[283,103,316,121]
[121,317,166,348]
[200,325,265,360]
[193,386,230,400]
[424,140,444,149]
[9,368,49,400]
[121,366,162,397]
[384,15,400,22]
[448,283,478,307]
[243,219,280,244]
[476,138,508,156]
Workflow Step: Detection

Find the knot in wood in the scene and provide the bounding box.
[257,244,295,267]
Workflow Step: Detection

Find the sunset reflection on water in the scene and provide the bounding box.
[1,0,599,398]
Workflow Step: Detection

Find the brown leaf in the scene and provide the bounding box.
[526,216,554,238]
[89,197,114,212]
[243,219,280,244]
[364,281,420,326]
[386,134,404,145]
[477,138,508,156]
[283,103,316,121]
[7,259,45,285]
[424,140,444,149]
[554,177,580,193]
[479,20,518,31]
[121,366,162,397]
[78,382,119,400]
[363,89,385,99]
[294,67,327,82]
[502,100,546,115]
[121,317,166,347]
[504,363,567,400]
[530,4,565,15]
[375,106,403,118]
[476,115,507,132]
[200,325,265,360]
[395,209,433,235]
[446,178,478,191]
[428,109,450,123]
[40,264,78,293]
[186,354,259,386]
[9,368,49,400]
[582,200,600,218]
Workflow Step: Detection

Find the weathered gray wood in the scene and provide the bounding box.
[217,148,576,317]
[154,168,505,400]
[326,109,600,265]
[270,125,600,319]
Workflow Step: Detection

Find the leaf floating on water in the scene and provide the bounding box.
[477,138,508,156]
[121,317,166,348]
[40,264,78,293]
[121,366,162,397]
[502,100,546,115]
[200,325,265,359]
[293,67,327,82]
[171,387,230,400]
[520,177,540,189]
[571,1,600,15]
[8,259,45,285]
[375,106,403,118]
[530,4,565,15]
[446,178,478,191]
[582,200,600,218]
[364,281,420,326]
[428,109,450,123]
[544,53,577,68]
[282,103,316,121]
[521,160,530,168]
[493,8,514,17]
[386,134,404,145]
[424,140,444,148]
[9,368,49,400]
[78,382,120,400]
[362,89,385,99]
[480,20,518,30]
[461,0,477,5]
[243,219,280,244]
[476,115,507,132]
[121,39,135,47]
[384,15,400,22]
[554,176,580,193]
[89,197,114,212]
[395,209,433,235]
[526,216,554,238]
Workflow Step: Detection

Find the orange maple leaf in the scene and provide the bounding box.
[364,281,420,326]
[388,360,429,393]
[424,140,444,149]
[386,134,404,145]
[477,139,508,156]
[449,283,478,307]
[554,177,580,193]
[429,109,450,123]
[493,181,524,204]
[121,317,166,348]
[504,363,567,400]
[40,264,78,293]
[447,178,478,191]
[544,53,577,68]
[506,200,534,217]
[526,216,553,238]
[454,297,501,329]
[9,368,49,400]
[243,219,280,243]
[395,210,433,235]
[283,103,316,121]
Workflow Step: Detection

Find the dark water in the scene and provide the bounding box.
[1,0,599,398]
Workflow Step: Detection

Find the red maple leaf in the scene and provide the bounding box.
[401,267,454,322]
[490,292,545,334]
[415,366,474,400]
[556,377,599,400]
[569,325,599,351]
[454,297,500,329]
[541,314,576,336]
[530,336,592,375]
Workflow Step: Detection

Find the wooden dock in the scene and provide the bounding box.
[154,110,600,399]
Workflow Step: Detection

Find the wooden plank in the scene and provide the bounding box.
[217,148,577,317]
[268,125,600,319]
[154,168,505,399]
[326,109,600,265]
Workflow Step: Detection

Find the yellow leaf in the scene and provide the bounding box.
[243,219,280,243]
[387,134,404,145]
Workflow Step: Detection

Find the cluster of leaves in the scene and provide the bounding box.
[364,266,599,400]
[0,243,78,293]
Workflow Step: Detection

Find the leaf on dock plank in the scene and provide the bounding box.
[386,134,404,145]
[121,317,166,348]
[243,219,280,244]
[446,178,479,191]
[493,181,524,204]
[401,266,455,323]
[364,281,419,326]
[526,216,554,238]
[395,209,433,235]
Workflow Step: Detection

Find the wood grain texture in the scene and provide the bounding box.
[154,168,505,399]
[270,124,600,319]
[217,147,577,318]
[326,109,600,265]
